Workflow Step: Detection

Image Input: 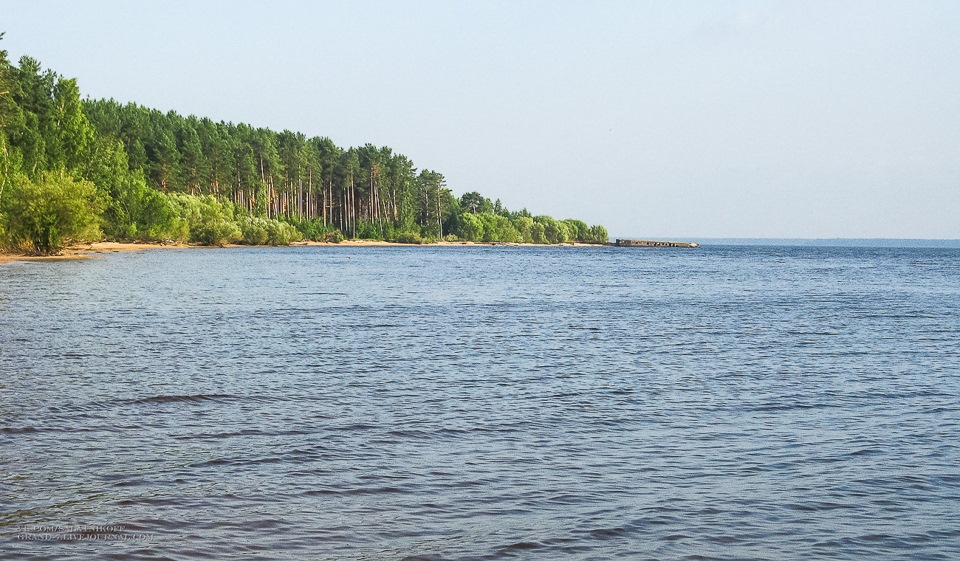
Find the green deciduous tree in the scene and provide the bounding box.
[458,212,484,241]
[511,215,534,243]
[586,224,609,244]
[562,219,589,241]
[534,215,570,244]
[0,171,102,254]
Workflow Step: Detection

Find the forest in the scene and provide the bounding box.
[0,38,608,255]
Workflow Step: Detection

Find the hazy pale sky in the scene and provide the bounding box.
[3,0,959,238]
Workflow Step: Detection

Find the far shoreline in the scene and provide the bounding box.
[0,239,607,264]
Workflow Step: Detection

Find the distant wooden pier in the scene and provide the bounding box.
[615,239,700,248]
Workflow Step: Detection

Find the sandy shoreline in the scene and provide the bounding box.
[0,239,602,264]
[0,241,184,264]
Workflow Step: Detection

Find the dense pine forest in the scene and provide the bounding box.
[0,38,608,255]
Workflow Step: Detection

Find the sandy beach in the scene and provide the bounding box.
[0,242,180,264]
[0,239,600,264]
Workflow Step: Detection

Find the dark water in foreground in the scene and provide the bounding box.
[1,245,959,561]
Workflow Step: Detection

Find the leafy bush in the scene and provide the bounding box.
[236,215,301,246]
[356,221,383,240]
[239,216,269,245]
[323,229,344,243]
[394,231,425,244]
[168,193,240,246]
[265,219,301,245]
[288,217,339,242]
[104,173,186,242]
[0,172,103,254]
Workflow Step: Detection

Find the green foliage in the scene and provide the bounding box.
[457,212,485,241]
[393,231,427,244]
[511,215,534,243]
[562,219,589,241]
[0,171,102,254]
[266,219,301,245]
[356,220,383,240]
[530,221,547,244]
[455,212,532,243]
[416,169,452,237]
[324,229,344,243]
[51,78,94,171]
[238,215,302,246]
[459,191,492,214]
[167,193,240,246]
[478,213,521,243]
[586,224,609,244]
[380,221,398,242]
[105,172,186,241]
[554,222,572,244]
[285,217,337,242]
[239,215,269,245]
[533,215,570,243]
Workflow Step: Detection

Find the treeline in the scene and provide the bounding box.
[0,39,608,254]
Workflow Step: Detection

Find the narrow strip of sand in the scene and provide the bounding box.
[0,240,601,264]
[0,241,188,264]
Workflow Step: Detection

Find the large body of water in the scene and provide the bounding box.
[1,245,958,560]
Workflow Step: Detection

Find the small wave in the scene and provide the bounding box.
[181,428,312,440]
[387,429,431,438]
[847,447,882,457]
[343,486,404,496]
[129,393,234,405]
[333,423,378,431]
[588,527,627,539]
[784,501,850,512]
[0,426,39,434]
[60,352,94,359]
[497,541,541,552]
[190,458,233,468]
[190,450,324,468]
[707,535,743,544]
[858,534,894,543]
[303,486,405,496]
[115,497,181,507]
[303,489,340,496]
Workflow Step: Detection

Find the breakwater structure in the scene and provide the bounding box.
[615,239,700,248]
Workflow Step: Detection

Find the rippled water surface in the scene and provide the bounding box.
[1,245,959,560]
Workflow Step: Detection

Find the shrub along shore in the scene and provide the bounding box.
[0,39,608,256]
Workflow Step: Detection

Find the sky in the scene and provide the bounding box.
[2,0,959,238]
